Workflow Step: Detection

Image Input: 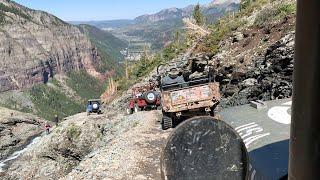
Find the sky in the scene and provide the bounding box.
[13,0,211,21]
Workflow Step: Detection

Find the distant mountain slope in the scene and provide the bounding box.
[135,0,239,24]
[135,7,186,23]
[70,19,135,29]
[72,0,240,50]
[131,0,239,49]
[78,24,127,75]
[0,0,102,93]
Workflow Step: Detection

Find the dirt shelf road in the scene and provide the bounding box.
[64,110,172,180]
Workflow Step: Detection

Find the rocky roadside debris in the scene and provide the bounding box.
[0,107,46,161]
[218,32,294,107]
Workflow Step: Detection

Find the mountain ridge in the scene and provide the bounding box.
[134,0,240,23]
[70,0,240,49]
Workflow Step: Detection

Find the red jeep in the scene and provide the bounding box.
[126,84,161,114]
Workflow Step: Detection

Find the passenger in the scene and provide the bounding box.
[45,122,51,135]
[54,115,59,126]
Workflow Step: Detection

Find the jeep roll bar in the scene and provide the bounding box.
[157,59,213,91]
[156,58,210,76]
[88,99,101,102]
[161,77,212,91]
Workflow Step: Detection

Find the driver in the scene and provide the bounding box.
[161,68,185,86]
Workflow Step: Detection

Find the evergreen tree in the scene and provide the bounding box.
[174,30,180,44]
[193,3,204,26]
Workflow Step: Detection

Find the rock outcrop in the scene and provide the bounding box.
[1,112,110,179]
[0,0,102,93]
[1,106,170,179]
[0,107,46,161]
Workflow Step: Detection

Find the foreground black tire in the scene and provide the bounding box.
[161,116,248,180]
[162,114,173,130]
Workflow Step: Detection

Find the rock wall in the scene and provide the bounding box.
[0,0,101,93]
[218,32,294,107]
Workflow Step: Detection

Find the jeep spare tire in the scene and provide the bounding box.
[161,117,249,180]
[144,91,157,103]
[92,103,99,109]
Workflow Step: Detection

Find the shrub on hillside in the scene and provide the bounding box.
[206,18,246,54]
[67,124,82,141]
[254,7,278,27]
[0,12,5,24]
[254,3,296,27]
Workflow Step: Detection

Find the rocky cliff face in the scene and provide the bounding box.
[0,0,101,93]
[0,107,46,161]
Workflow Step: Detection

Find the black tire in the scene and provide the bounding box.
[162,114,173,130]
[144,91,157,104]
[134,104,141,113]
[210,105,221,117]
